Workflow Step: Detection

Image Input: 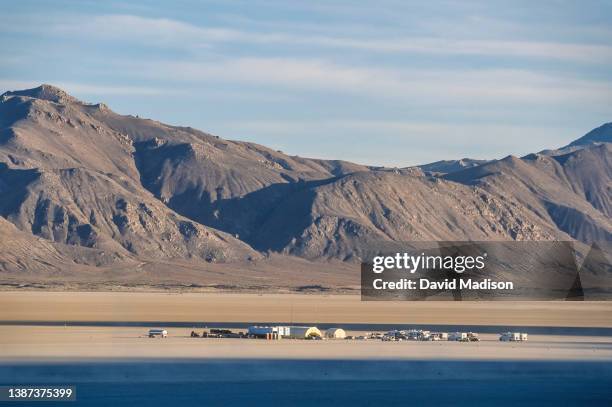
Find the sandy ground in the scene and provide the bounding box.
[2,292,611,364]
[0,326,611,362]
[1,291,612,327]
[0,255,360,292]
[2,293,611,405]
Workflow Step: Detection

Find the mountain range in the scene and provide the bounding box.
[0,85,610,290]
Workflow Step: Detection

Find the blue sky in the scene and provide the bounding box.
[1,0,611,166]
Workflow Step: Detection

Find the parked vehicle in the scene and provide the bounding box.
[148,329,168,338]
[382,330,406,341]
[448,332,468,342]
[429,332,448,341]
[500,332,528,342]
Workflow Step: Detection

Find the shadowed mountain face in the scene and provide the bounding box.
[566,122,612,148]
[417,158,490,175]
[0,85,610,274]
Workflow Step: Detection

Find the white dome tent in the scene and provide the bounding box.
[325,328,346,339]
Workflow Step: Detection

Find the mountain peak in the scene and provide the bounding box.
[566,122,612,148]
[1,84,80,104]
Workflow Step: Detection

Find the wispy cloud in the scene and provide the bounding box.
[129,57,612,107]
[2,3,610,165]
[49,14,612,64]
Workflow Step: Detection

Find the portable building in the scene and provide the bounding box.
[247,326,291,339]
[276,326,291,337]
[325,328,347,339]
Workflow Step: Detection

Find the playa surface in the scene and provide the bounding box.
[1,325,611,407]
[0,326,611,361]
[2,291,612,327]
[2,291,611,363]
[2,292,611,405]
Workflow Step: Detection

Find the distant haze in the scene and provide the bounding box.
[1,1,612,165]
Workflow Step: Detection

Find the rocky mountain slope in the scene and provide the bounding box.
[565,122,612,148]
[0,216,127,273]
[0,85,610,280]
[0,86,258,265]
[445,146,612,243]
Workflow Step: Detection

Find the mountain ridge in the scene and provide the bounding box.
[0,85,610,287]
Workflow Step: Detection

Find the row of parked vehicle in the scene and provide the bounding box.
[154,328,529,342]
[378,330,530,342]
[379,329,479,342]
[190,329,247,338]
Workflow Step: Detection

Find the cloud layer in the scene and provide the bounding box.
[1,1,611,165]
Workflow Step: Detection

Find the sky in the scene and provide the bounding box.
[1,0,611,166]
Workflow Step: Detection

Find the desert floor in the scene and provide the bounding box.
[2,292,611,405]
[1,291,611,361]
[0,326,611,361]
[2,291,612,327]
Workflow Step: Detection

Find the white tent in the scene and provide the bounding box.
[286,326,322,339]
[325,328,346,339]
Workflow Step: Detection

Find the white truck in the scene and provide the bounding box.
[448,332,468,342]
[148,329,168,338]
[499,332,528,342]
[429,332,448,341]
